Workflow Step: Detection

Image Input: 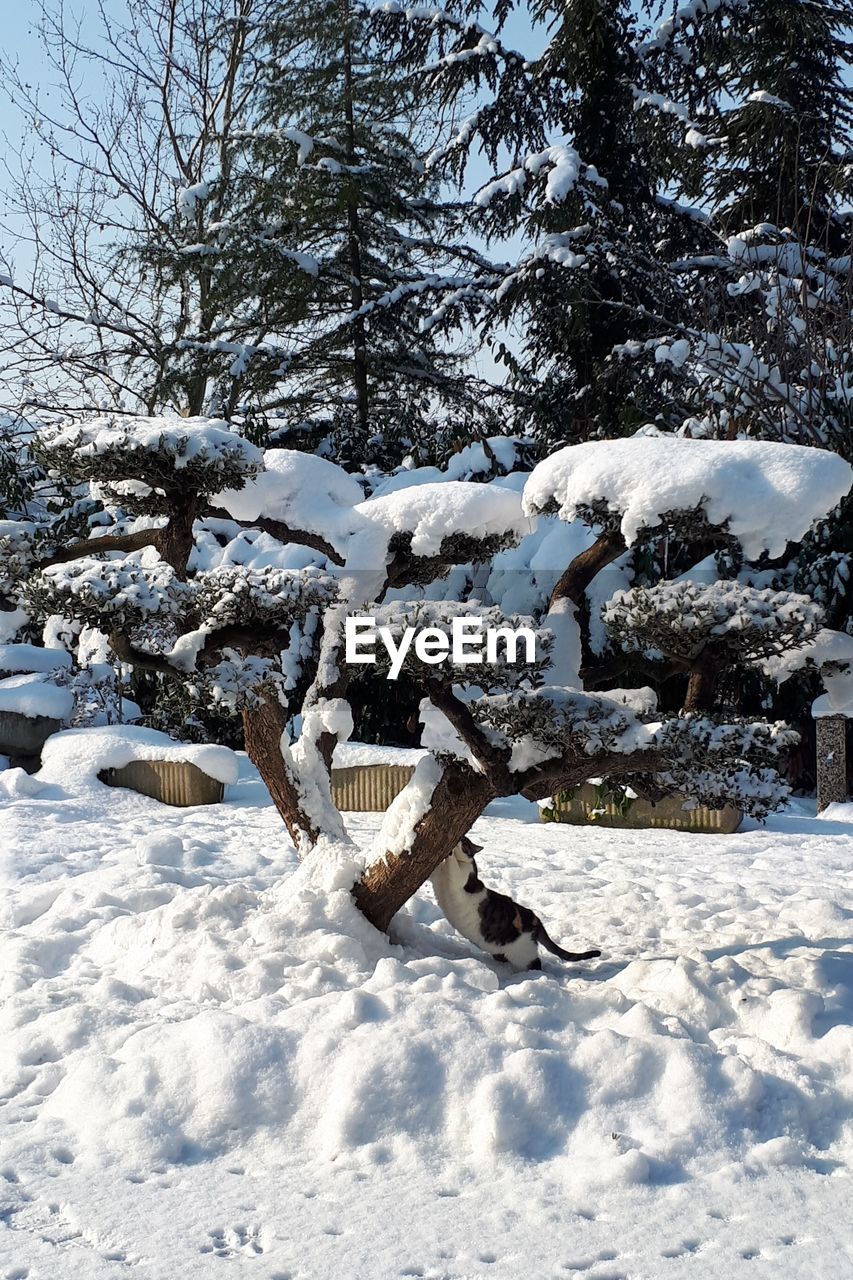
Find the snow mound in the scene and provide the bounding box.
[0,643,72,675]
[0,672,74,721]
[523,437,853,558]
[213,448,364,553]
[38,725,239,789]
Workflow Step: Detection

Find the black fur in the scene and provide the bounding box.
[464,840,601,962]
[534,920,601,963]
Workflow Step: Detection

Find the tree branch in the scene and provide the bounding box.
[549,528,627,610]
[205,507,344,565]
[425,681,514,792]
[37,526,161,568]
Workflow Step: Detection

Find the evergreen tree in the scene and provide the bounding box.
[376,0,712,447]
[222,0,503,466]
[695,0,853,241]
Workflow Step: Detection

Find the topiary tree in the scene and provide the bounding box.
[20,418,853,943]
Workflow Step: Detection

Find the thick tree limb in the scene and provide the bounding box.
[354,760,495,932]
[425,681,514,792]
[549,528,627,610]
[37,527,161,568]
[516,747,664,802]
[206,507,344,564]
[107,629,185,684]
[241,695,318,851]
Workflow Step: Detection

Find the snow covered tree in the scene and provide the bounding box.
[215,0,503,463]
[373,0,713,446]
[670,0,853,240]
[0,0,280,419]
[20,416,852,938]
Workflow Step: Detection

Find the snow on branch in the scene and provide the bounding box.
[604,582,824,667]
[345,480,529,597]
[38,416,264,510]
[212,449,364,563]
[523,437,853,559]
[474,145,606,210]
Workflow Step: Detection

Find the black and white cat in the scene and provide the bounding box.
[431,837,601,971]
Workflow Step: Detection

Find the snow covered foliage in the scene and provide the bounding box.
[193,566,337,634]
[346,480,528,595]
[604,582,824,666]
[0,520,36,599]
[213,448,364,554]
[26,557,190,632]
[467,689,795,817]
[475,687,652,763]
[38,416,264,511]
[642,715,799,816]
[524,437,853,558]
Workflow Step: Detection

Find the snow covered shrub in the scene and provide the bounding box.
[19,410,853,936]
[604,582,825,710]
[36,416,264,513]
[26,558,191,632]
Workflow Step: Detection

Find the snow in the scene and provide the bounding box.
[0,672,74,721]
[42,414,263,474]
[1,761,853,1275]
[0,643,72,674]
[347,481,529,570]
[523,436,853,558]
[37,725,240,789]
[213,448,364,553]
[373,754,444,856]
[475,145,591,209]
[332,740,427,767]
[765,627,853,684]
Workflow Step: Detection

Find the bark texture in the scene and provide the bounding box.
[353,762,494,932]
[241,696,317,851]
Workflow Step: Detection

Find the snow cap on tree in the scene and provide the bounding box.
[523,436,853,558]
[37,416,264,514]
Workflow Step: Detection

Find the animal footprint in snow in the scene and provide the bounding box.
[201,1224,265,1258]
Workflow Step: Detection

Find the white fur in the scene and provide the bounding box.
[431,845,540,969]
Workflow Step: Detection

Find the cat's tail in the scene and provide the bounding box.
[534,920,601,963]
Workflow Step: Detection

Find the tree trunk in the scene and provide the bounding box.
[156,496,198,579]
[341,0,370,435]
[353,762,494,932]
[241,696,318,852]
[549,528,626,610]
[682,652,720,713]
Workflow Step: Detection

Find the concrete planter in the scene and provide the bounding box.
[0,710,62,758]
[99,759,224,807]
[541,782,741,833]
[330,763,415,812]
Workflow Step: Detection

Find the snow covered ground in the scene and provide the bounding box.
[2,756,853,1279]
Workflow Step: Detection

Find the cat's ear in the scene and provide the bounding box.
[461,836,483,856]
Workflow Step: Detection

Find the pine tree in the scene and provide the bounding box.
[376,0,713,448]
[223,0,502,466]
[700,0,853,241]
